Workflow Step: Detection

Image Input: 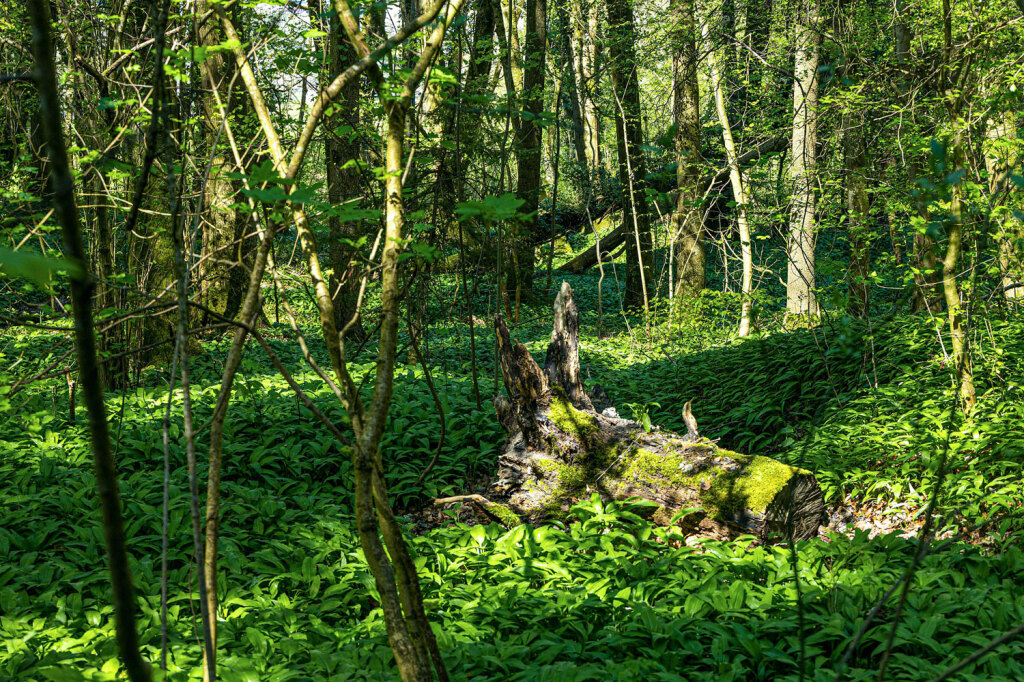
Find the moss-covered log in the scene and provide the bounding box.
[492,282,826,541]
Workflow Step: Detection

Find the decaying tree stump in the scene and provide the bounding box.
[491,282,826,541]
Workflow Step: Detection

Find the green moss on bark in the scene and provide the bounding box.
[548,395,600,443]
[622,446,808,514]
[484,501,522,528]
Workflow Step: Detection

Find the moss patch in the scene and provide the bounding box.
[703,455,808,514]
[535,457,591,494]
[621,446,808,514]
[484,501,522,528]
[548,395,600,443]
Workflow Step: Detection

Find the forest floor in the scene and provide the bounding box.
[1,268,1023,680]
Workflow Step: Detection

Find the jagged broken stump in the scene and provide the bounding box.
[492,282,826,541]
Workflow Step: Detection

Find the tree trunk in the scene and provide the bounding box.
[943,141,975,412]
[556,2,589,171]
[326,4,367,341]
[785,0,820,321]
[578,0,602,174]
[493,282,826,541]
[197,0,247,324]
[29,0,152,677]
[702,17,753,337]
[845,110,871,318]
[508,0,546,299]
[671,0,705,299]
[501,0,525,91]
[938,2,975,413]
[738,0,772,114]
[606,0,652,309]
[985,111,1023,306]
[895,0,942,314]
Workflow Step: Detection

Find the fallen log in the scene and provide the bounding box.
[558,136,789,274]
[491,282,825,540]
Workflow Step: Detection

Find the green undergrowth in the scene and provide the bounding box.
[2,462,1023,681]
[2,285,1024,680]
[586,311,1024,533]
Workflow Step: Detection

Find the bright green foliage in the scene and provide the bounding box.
[589,312,1024,532]
[2,284,1023,680]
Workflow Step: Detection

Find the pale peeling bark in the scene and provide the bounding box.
[493,283,826,541]
[786,0,820,320]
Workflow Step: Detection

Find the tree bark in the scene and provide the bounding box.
[845,111,871,318]
[606,0,652,309]
[196,0,247,324]
[703,17,753,336]
[325,2,367,341]
[785,0,820,320]
[508,0,547,299]
[576,0,602,174]
[29,0,152,677]
[671,0,705,299]
[556,2,589,170]
[985,111,1022,306]
[943,141,975,412]
[493,283,826,541]
[895,0,942,314]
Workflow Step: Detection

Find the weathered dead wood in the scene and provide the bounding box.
[492,282,825,540]
[544,282,593,411]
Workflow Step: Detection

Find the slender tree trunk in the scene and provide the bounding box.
[671,0,705,299]
[943,140,975,412]
[508,0,546,299]
[938,0,974,412]
[845,110,871,318]
[92,170,123,387]
[501,0,524,90]
[29,0,152,678]
[785,0,820,320]
[895,0,942,314]
[703,17,753,336]
[326,2,367,341]
[606,0,652,309]
[331,3,471,677]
